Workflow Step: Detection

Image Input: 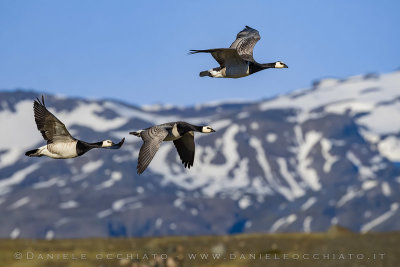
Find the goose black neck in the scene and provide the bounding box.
[194,125,203,132]
[249,62,275,74]
[76,140,102,156]
[177,124,202,135]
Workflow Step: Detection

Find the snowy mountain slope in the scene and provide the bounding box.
[260,72,400,160]
[0,71,400,239]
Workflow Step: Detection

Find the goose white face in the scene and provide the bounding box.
[102,140,113,147]
[275,61,288,68]
[202,126,215,133]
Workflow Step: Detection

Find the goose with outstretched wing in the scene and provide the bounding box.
[190,26,288,78]
[25,96,124,158]
[130,121,215,174]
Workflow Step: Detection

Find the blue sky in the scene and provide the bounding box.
[1,0,399,106]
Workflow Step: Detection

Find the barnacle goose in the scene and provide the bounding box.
[190,26,288,78]
[25,96,125,159]
[129,121,215,174]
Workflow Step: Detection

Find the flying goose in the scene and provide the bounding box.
[190,26,288,78]
[25,96,125,159]
[129,122,216,174]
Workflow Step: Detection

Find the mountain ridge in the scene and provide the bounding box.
[1,70,400,238]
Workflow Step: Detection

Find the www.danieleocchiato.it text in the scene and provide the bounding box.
[14,251,386,261]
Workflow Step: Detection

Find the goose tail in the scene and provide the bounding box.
[25,149,41,157]
[199,70,211,77]
[129,131,142,137]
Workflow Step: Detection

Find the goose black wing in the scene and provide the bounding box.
[33,96,75,143]
[229,26,261,62]
[137,126,168,174]
[189,48,245,68]
[173,131,195,169]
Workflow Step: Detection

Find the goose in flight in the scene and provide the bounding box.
[130,122,216,174]
[190,26,288,78]
[25,96,125,159]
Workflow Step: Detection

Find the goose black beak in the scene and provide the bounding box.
[109,138,125,149]
[211,129,216,132]
[283,64,289,68]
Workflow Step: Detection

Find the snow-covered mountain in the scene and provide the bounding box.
[1,71,400,239]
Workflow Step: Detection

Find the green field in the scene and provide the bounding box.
[0,231,398,267]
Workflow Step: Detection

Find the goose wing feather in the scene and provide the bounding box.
[189,48,245,68]
[137,126,168,174]
[173,131,195,168]
[33,96,75,144]
[230,26,261,62]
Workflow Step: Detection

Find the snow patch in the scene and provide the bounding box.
[276,157,305,198]
[169,223,177,230]
[112,196,144,211]
[361,203,399,232]
[358,102,400,135]
[362,180,378,191]
[296,129,322,191]
[82,160,103,173]
[33,177,63,189]
[105,102,212,125]
[325,101,374,115]
[190,208,198,216]
[59,201,79,209]
[266,133,277,143]
[0,148,23,168]
[270,214,297,232]
[97,209,113,218]
[173,198,184,208]
[238,196,252,209]
[320,139,338,173]
[0,164,40,193]
[0,101,43,150]
[96,171,122,189]
[155,218,163,229]
[250,137,294,200]
[46,230,54,240]
[250,122,259,130]
[9,197,30,210]
[378,136,400,161]
[346,152,375,179]
[55,218,70,228]
[301,197,317,211]
[381,182,391,196]
[237,112,249,119]
[331,217,339,225]
[10,228,20,239]
[337,188,361,207]
[137,186,144,194]
[259,73,400,125]
[303,216,312,232]
[141,103,177,112]
[57,102,128,132]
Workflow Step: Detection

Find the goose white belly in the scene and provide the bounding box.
[40,142,78,158]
